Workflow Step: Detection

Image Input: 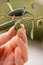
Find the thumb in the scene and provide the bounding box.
[0,26,16,46]
[8,26,16,37]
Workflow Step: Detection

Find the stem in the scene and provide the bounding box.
[30,20,34,39]
[7,0,13,11]
[0,16,43,30]
[20,16,43,21]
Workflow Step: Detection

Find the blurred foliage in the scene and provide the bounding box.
[0,0,43,41]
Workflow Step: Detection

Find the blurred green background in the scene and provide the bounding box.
[0,0,43,41]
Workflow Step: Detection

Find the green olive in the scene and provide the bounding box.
[14,22,21,30]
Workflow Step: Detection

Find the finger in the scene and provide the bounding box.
[0,26,16,46]
[0,35,28,62]
[16,36,28,62]
[14,47,24,65]
[0,36,17,59]
[21,24,26,33]
[8,26,16,37]
[0,46,4,57]
[3,51,14,65]
[0,34,28,62]
[17,27,27,44]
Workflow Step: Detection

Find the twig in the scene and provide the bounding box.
[0,16,43,30]
[20,17,43,21]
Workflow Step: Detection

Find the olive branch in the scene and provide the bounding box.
[0,16,43,39]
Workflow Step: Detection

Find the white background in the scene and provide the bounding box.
[25,40,43,65]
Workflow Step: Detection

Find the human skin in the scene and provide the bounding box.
[0,24,28,65]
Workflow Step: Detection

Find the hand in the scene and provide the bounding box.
[0,24,28,65]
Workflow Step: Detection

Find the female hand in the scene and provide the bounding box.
[0,24,28,65]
